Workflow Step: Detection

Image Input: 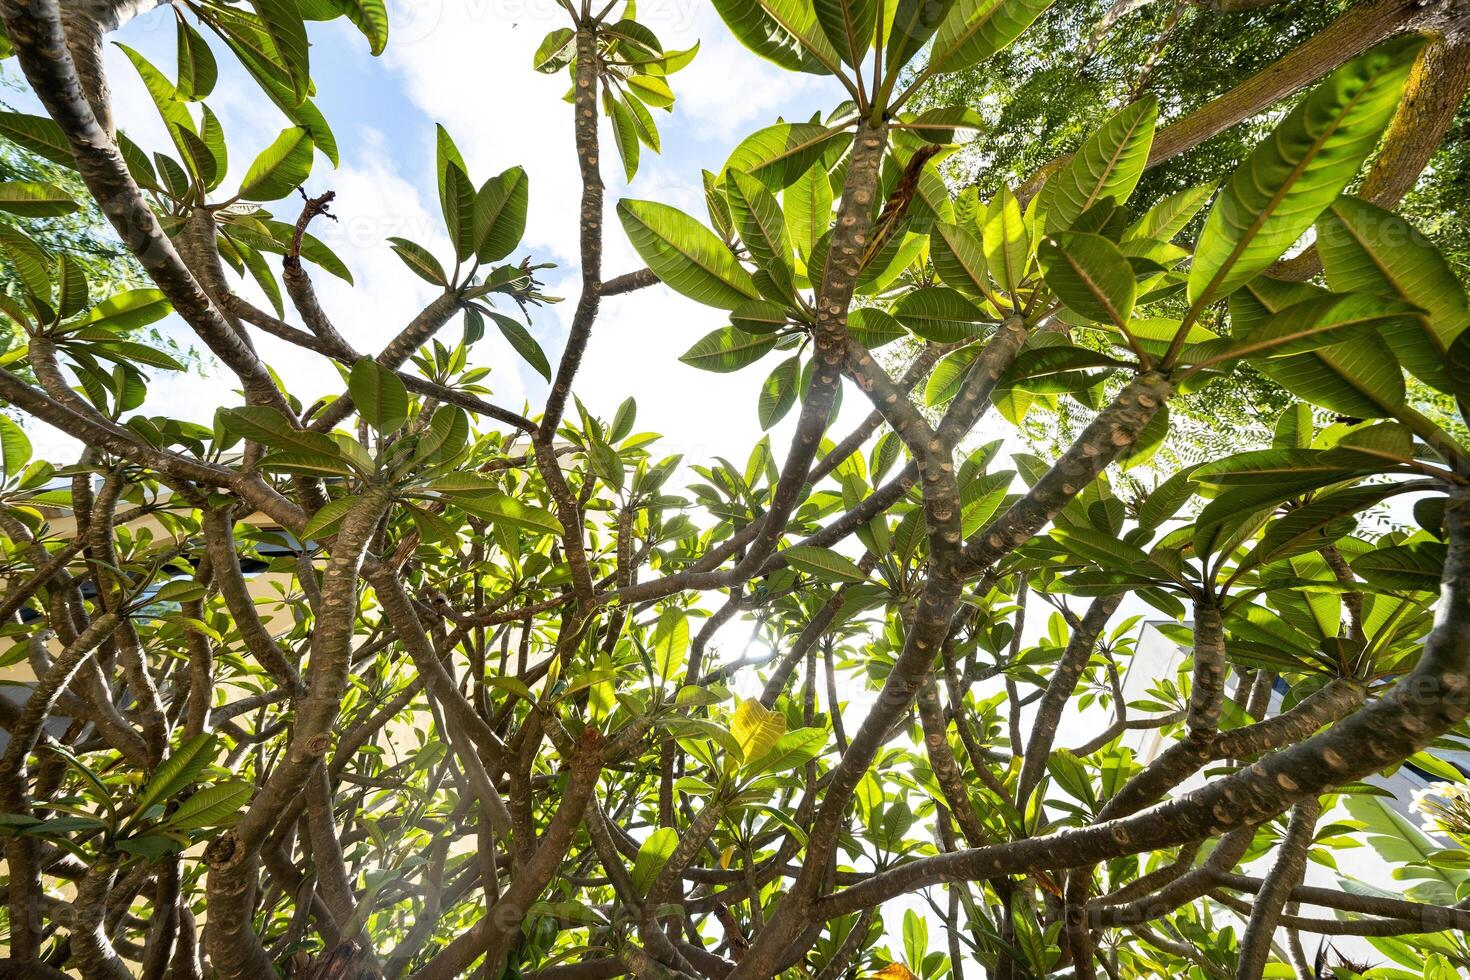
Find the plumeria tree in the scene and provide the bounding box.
[0,0,1469,978]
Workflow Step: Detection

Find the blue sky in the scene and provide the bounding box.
[15,0,872,468]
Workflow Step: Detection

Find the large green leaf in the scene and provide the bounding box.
[452,493,564,536]
[1039,96,1157,234]
[1125,183,1215,243]
[631,827,679,896]
[0,111,75,168]
[252,0,311,104]
[885,0,957,76]
[348,358,408,431]
[0,181,77,218]
[1192,448,1370,487]
[1038,232,1135,328]
[329,0,389,55]
[176,18,219,100]
[783,544,866,582]
[679,326,776,372]
[474,167,529,264]
[618,200,759,308]
[128,734,220,828]
[1352,541,1446,593]
[725,169,793,285]
[238,127,314,201]
[0,415,33,479]
[1230,282,1405,418]
[1243,483,1404,569]
[813,0,877,68]
[785,160,834,262]
[929,0,1055,74]
[758,355,801,429]
[1316,196,1469,391]
[710,0,834,74]
[1224,291,1423,360]
[930,220,989,298]
[893,286,987,342]
[724,122,847,190]
[1188,36,1421,309]
[982,186,1027,299]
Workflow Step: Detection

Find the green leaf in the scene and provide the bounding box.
[930,0,1056,73]
[330,0,389,55]
[1223,291,1422,361]
[783,544,866,582]
[441,162,476,263]
[1192,448,1368,487]
[486,311,551,381]
[813,0,877,68]
[886,0,957,76]
[652,607,690,679]
[631,827,679,896]
[746,727,826,775]
[894,286,987,342]
[930,221,990,298]
[848,307,906,349]
[785,160,834,261]
[0,225,51,298]
[348,358,408,431]
[452,493,564,536]
[533,27,576,72]
[608,94,641,182]
[81,289,171,331]
[723,122,847,190]
[0,181,78,217]
[252,0,311,104]
[1351,541,1445,592]
[618,200,759,309]
[472,166,529,264]
[220,406,342,457]
[388,238,447,286]
[679,327,776,372]
[0,111,75,168]
[1316,196,1469,391]
[926,345,980,406]
[303,495,361,539]
[731,299,791,334]
[725,169,792,283]
[710,0,837,75]
[1245,483,1404,569]
[238,127,313,201]
[732,697,787,766]
[1229,282,1405,418]
[161,780,251,831]
[587,438,624,490]
[176,18,219,100]
[0,415,32,479]
[1038,232,1135,327]
[1188,36,1421,309]
[128,734,220,828]
[982,186,1027,299]
[1039,96,1157,233]
[1125,183,1215,243]
[758,355,801,429]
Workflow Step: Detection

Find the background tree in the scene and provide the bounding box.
[0,1,1467,979]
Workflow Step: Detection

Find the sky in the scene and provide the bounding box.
[13,0,873,472]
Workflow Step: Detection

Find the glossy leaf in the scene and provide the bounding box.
[1188,37,1421,308]
[618,200,759,308]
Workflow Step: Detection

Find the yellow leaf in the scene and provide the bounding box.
[731,698,785,768]
[870,964,917,980]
